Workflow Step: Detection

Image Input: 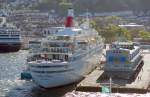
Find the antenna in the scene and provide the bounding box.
[86,9,90,28]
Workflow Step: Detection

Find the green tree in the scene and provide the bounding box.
[97,24,131,43]
[59,0,72,6]
[139,30,150,40]
[118,27,131,40]
[100,24,117,43]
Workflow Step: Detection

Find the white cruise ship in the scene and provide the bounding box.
[0,17,22,52]
[27,8,104,88]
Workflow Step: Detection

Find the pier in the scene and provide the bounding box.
[76,50,150,93]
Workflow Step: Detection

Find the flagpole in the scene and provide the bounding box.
[110,77,112,94]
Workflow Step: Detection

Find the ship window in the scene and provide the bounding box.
[52,54,59,60]
[78,31,81,34]
[44,30,46,35]
[108,56,113,62]
[63,48,68,53]
[56,36,70,41]
[56,36,64,40]
[78,41,87,50]
[114,57,119,62]
[49,43,60,47]
[42,48,49,52]
[64,36,70,40]
[65,55,68,61]
[120,56,126,62]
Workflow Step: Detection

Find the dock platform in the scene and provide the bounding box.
[76,50,150,93]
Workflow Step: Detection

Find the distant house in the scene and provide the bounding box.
[118,23,145,30]
[10,0,40,7]
[79,12,93,17]
[94,11,134,17]
[119,23,145,38]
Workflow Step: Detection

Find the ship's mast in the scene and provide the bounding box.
[85,9,90,29]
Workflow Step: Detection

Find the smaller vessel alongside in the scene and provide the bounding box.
[0,17,22,53]
[104,42,143,79]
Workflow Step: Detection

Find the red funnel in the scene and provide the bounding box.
[65,8,74,27]
[65,16,73,27]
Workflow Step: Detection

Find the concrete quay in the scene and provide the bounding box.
[76,50,150,93]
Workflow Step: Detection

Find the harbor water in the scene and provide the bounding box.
[0,50,150,97]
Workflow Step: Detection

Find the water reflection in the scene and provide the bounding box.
[6,80,77,97]
[31,84,76,97]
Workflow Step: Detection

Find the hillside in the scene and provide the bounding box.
[33,0,150,15]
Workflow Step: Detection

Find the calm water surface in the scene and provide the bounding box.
[0,50,149,97]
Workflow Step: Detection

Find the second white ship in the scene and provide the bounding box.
[27,8,104,88]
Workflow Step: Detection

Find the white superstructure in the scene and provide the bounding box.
[27,9,104,88]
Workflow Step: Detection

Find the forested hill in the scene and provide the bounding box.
[34,0,150,14]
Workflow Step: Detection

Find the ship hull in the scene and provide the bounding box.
[31,70,84,88]
[29,47,103,88]
[0,43,21,53]
[104,55,143,79]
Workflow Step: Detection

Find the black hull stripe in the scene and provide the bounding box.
[30,65,68,68]
[32,69,73,74]
[0,44,21,52]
